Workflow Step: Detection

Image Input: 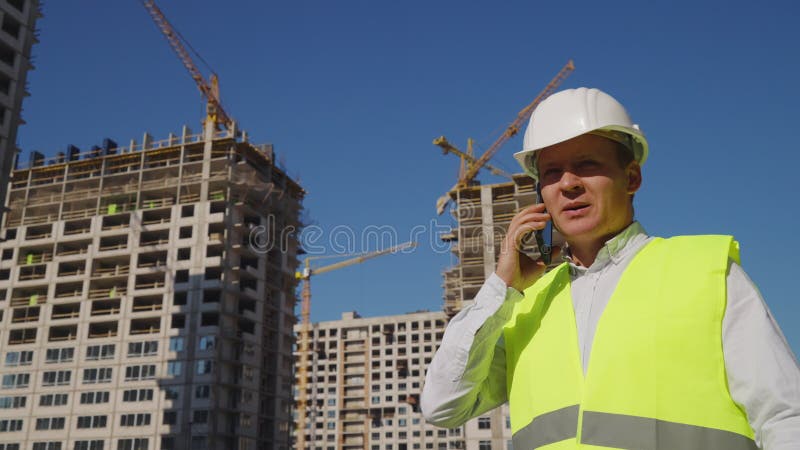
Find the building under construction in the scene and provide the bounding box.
[440,175,538,317]
[0,0,41,227]
[289,176,547,450]
[0,126,304,450]
[437,175,547,450]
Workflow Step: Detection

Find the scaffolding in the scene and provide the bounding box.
[0,127,305,450]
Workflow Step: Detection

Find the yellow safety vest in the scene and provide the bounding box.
[503,236,757,449]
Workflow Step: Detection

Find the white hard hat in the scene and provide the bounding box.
[513,87,648,180]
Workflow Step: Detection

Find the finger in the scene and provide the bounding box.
[510,214,551,238]
[512,211,551,227]
[500,224,539,253]
[510,208,550,227]
[512,222,548,247]
[514,203,546,218]
[520,202,547,213]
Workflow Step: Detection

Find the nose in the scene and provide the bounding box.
[558,170,583,193]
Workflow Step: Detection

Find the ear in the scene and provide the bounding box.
[626,162,642,194]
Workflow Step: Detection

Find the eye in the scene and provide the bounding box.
[574,159,602,174]
[540,168,562,184]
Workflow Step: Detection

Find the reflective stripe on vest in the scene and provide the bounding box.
[511,409,759,450]
[504,235,756,449]
[512,405,580,449]
[581,411,758,450]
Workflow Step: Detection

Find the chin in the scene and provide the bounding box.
[555,217,602,241]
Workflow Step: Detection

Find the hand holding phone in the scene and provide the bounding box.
[533,182,552,265]
[534,221,553,265]
[496,203,557,292]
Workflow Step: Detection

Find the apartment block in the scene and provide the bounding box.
[294,310,516,450]
[0,126,303,450]
[462,411,512,450]
[0,0,41,227]
[294,310,467,450]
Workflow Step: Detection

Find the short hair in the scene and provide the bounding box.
[614,141,636,169]
[612,141,637,205]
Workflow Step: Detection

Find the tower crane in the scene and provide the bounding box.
[141,0,234,133]
[435,60,575,215]
[433,136,513,181]
[294,241,417,449]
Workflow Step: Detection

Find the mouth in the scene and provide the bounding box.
[562,203,590,213]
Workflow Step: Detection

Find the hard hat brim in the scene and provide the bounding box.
[514,126,649,181]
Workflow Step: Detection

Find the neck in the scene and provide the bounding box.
[567,241,604,268]
[566,220,634,267]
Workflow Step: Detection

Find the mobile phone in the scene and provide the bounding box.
[535,183,552,265]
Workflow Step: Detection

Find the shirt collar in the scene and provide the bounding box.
[565,221,649,274]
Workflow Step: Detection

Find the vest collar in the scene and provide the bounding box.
[566,221,649,275]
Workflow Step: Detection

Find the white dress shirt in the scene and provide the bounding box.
[421,222,800,449]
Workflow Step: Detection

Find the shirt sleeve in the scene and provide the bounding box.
[724,261,800,449]
[421,272,524,428]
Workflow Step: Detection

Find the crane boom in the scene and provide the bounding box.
[310,241,417,276]
[141,0,233,130]
[433,136,513,179]
[295,241,416,449]
[435,60,575,214]
[460,60,574,185]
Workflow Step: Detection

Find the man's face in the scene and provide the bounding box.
[537,133,642,247]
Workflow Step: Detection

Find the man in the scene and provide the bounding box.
[421,88,800,449]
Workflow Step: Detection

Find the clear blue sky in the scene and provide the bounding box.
[18,1,800,353]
